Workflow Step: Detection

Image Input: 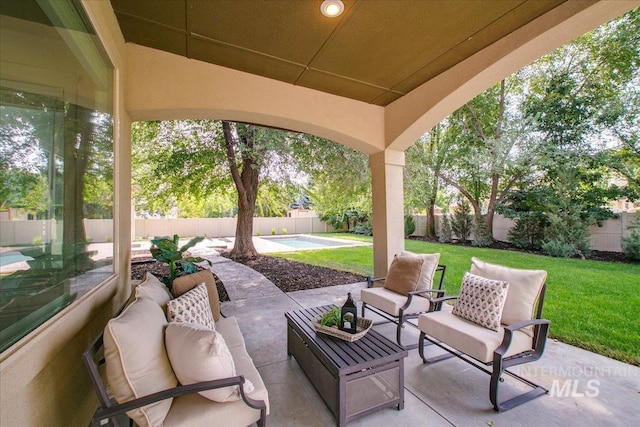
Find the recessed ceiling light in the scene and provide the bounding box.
[320,0,344,18]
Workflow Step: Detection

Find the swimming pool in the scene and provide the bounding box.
[257,235,365,251]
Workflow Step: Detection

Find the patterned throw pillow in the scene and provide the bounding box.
[166,283,216,330]
[452,272,509,331]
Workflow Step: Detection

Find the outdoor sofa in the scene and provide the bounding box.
[83,270,268,426]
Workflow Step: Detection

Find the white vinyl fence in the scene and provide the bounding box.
[412,212,637,253]
[1,213,635,252]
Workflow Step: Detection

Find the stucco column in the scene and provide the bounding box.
[369,149,405,278]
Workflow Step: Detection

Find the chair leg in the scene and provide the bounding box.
[256,409,266,427]
[419,332,427,363]
[490,355,548,412]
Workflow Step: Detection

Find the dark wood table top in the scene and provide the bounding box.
[285,305,408,377]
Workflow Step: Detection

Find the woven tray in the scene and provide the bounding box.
[313,317,373,342]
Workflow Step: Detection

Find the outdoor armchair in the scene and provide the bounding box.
[360,251,446,349]
[417,257,550,412]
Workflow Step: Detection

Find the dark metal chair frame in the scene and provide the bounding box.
[82,311,267,427]
[418,283,550,412]
[362,264,446,349]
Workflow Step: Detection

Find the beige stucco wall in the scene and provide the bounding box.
[125,43,386,156]
[0,1,132,426]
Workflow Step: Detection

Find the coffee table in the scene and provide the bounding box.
[285,305,408,426]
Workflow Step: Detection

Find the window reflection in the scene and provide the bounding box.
[0,0,114,352]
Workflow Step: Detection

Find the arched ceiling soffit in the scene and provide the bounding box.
[125,44,385,156]
[385,0,640,152]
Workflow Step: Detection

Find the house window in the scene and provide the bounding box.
[0,0,114,352]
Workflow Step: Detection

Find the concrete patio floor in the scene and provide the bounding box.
[209,254,640,427]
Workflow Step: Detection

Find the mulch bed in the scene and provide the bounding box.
[220,252,367,293]
[409,236,637,264]
[131,253,366,301]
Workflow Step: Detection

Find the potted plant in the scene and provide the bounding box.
[149,234,211,290]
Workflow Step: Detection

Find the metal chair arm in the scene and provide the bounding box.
[495,319,550,360]
[366,276,386,288]
[93,376,265,422]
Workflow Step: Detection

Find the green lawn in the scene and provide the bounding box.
[274,233,640,366]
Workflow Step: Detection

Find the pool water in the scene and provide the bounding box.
[262,235,359,250]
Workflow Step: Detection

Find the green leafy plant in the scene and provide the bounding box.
[404,215,416,237]
[451,198,473,243]
[271,228,276,235]
[622,229,640,260]
[150,234,211,290]
[282,228,288,235]
[472,216,493,247]
[438,214,453,243]
[320,306,341,327]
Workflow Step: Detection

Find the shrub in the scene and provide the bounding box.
[282,228,288,235]
[271,228,276,235]
[32,235,42,245]
[353,220,373,236]
[451,199,473,243]
[622,229,640,260]
[472,217,493,247]
[507,214,546,250]
[438,214,452,243]
[404,215,416,237]
[542,206,592,258]
[541,239,576,258]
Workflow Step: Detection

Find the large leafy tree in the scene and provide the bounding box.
[405,123,450,237]
[133,120,295,258]
[132,120,368,257]
[428,77,539,235]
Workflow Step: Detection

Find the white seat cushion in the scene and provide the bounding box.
[361,286,430,316]
[418,310,533,364]
[164,394,263,427]
[229,345,270,414]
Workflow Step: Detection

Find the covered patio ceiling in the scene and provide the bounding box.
[109,0,637,154]
[110,0,565,107]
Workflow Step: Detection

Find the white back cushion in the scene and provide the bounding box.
[470,257,546,330]
[135,272,172,308]
[104,297,177,426]
[401,251,441,293]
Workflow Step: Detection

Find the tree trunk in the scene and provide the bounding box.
[222,121,260,259]
[425,206,436,237]
[425,186,438,237]
[233,195,257,258]
[63,104,93,274]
